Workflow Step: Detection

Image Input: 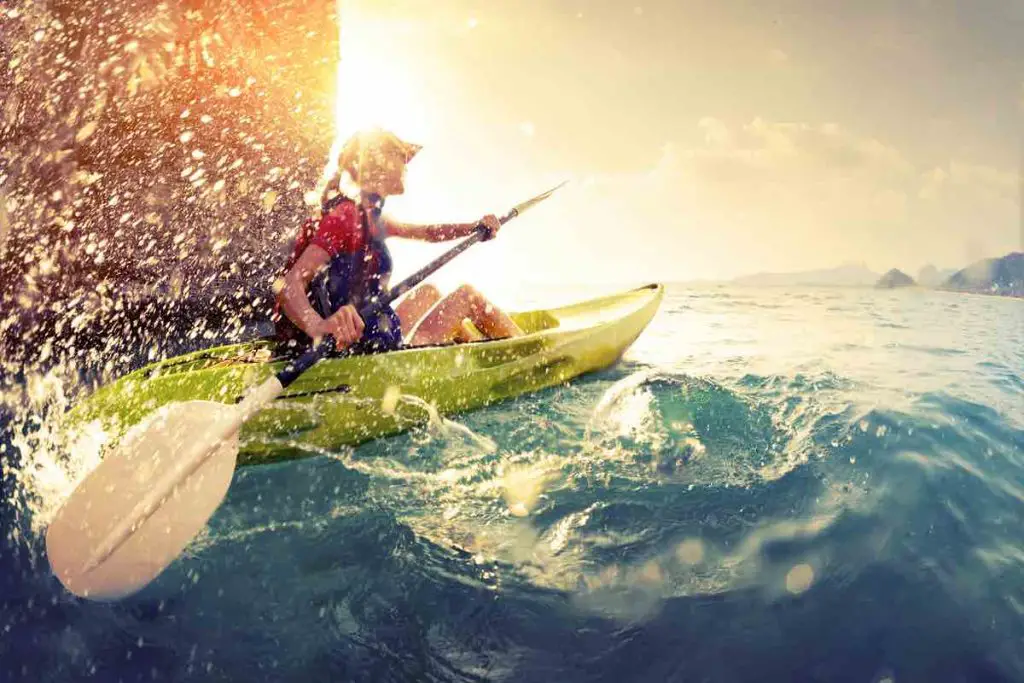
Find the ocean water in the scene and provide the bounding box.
[1,283,1023,682]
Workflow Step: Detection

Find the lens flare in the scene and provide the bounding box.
[319,1,430,199]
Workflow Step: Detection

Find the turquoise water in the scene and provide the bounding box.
[2,284,1023,682]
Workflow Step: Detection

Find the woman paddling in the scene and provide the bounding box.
[273,128,523,353]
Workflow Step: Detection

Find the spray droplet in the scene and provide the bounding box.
[785,563,814,594]
[509,502,529,517]
[676,538,704,565]
[381,386,401,415]
[75,121,98,142]
[639,560,662,583]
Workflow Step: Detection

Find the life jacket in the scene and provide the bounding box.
[274,195,401,352]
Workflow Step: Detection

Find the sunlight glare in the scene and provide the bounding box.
[321,1,433,193]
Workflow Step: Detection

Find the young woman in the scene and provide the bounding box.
[273,128,523,353]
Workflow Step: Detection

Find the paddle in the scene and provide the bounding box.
[45,181,565,601]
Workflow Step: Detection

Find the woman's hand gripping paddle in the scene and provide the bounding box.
[44,182,565,601]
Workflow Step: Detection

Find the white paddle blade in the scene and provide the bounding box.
[45,400,240,601]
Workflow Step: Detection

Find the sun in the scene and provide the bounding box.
[320,1,432,192]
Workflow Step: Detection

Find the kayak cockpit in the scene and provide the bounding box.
[508,309,561,334]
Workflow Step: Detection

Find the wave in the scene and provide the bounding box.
[3,348,1023,681]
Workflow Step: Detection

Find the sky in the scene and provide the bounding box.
[326,0,1022,294]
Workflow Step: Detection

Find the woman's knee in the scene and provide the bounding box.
[399,284,441,316]
[453,284,493,313]
[453,284,484,302]
[413,284,442,303]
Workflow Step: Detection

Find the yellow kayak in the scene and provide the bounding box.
[68,283,664,464]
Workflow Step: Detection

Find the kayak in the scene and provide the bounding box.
[67,283,664,464]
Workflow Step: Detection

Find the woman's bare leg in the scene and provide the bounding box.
[408,285,523,346]
[394,284,442,337]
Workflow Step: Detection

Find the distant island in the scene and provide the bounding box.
[720,252,1022,298]
[876,269,915,289]
[916,264,956,288]
[939,252,1023,297]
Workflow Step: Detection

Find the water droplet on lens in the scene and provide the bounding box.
[785,563,814,594]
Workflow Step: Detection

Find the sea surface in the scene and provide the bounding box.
[2,283,1023,682]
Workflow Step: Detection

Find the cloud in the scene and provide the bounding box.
[563,118,1019,279]
[687,118,914,181]
[919,162,1017,203]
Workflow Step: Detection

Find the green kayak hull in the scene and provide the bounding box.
[68,283,664,464]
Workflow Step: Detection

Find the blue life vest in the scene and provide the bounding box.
[300,195,403,354]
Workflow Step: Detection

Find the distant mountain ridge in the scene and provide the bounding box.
[916,264,956,288]
[722,252,1022,298]
[732,263,878,287]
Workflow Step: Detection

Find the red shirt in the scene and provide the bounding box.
[272,201,376,339]
[287,202,365,269]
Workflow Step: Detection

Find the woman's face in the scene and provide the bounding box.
[359,157,407,197]
[340,132,417,198]
[382,161,406,196]
[376,156,407,196]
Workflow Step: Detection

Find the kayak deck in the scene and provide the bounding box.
[68,283,664,464]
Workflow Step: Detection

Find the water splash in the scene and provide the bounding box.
[583,369,800,487]
[310,366,851,610]
[392,392,498,455]
[2,370,111,537]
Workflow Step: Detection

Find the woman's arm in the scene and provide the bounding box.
[383,218,478,242]
[278,245,331,338]
[277,245,364,345]
[383,214,503,243]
